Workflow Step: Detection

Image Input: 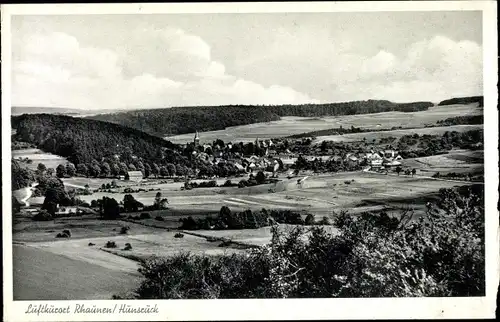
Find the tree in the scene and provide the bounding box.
[123,194,143,212]
[12,196,23,213]
[90,163,101,178]
[101,162,111,177]
[159,166,169,178]
[256,171,267,185]
[305,214,316,225]
[37,163,47,175]
[66,163,76,177]
[411,168,417,177]
[101,197,120,220]
[56,164,67,178]
[166,163,176,176]
[395,166,402,176]
[144,163,152,178]
[77,163,88,177]
[12,160,35,190]
[111,163,121,176]
[154,192,163,209]
[152,163,160,178]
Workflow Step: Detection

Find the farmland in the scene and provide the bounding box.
[165,103,482,144]
[11,148,68,171]
[11,99,484,300]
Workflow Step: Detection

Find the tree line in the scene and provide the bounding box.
[438,96,484,107]
[90,100,433,137]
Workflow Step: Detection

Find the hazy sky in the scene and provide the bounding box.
[11,11,483,110]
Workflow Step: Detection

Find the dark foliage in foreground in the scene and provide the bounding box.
[91,100,433,137]
[134,185,484,299]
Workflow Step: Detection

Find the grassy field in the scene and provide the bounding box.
[11,148,68,170]
[13,245,140,300]
[165,104,482,144]
[312,124,483,144]
[401,150,484,175]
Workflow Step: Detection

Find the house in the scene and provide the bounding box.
[126,170,144,182]
[233,162,246,172]
[55,206,78,216]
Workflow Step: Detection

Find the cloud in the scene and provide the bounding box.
[12,29,319,109]
[237,34,482,103]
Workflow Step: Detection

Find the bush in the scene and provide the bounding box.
[56,231,70,238]
[120,226,130,234]
[62,229,71,237]
[134,186,484,299]
[174,233,184,238]
[155,215,165,221]
[140,212,151,219]
[124,243,132,251]
[238,180,247,188]
[105,241,117,248]
[304,214,315,225]
[88,242,95,246]
[344,180,351,185]
[33,210,53,221]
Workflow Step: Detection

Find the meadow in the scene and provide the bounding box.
[11,148,68,170]
[165,103,482,144]
[12,101,484,300]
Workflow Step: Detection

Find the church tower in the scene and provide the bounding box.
[255,137,260,148]
[194,131,200,146]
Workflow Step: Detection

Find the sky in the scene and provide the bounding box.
[10,11,483,110]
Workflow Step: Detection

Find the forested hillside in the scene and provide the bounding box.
[438,96,484,107]
[11,114,181,166]
[90,100,434,137]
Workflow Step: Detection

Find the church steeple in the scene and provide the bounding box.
[194,131,200,146]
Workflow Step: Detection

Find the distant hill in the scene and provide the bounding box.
[11,106,129,117]
[11,106,90,116]
[438,96,484,107]
[11,113,183,166]
[89,100,434,137]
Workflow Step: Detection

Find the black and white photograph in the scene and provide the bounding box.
[2,1,498,321]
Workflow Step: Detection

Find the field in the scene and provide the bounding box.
[165,104,482,144]
[312,124,482,144]
[12,102,484,300]
[13,245,141,300]
[401,150,484,175]
[11,148,68,170]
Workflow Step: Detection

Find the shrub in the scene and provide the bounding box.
[134,186,484,299]
[56,231,70,238]
[317,216,331,225]
[124,243,132,251]
[33,210,53,221]
[62,229,71,237]
[120,226,130,234]
[344,180,351,185]
[155,215,165,221]
[174,233,184,238]
[304,214,316,225]
[140,212,151,219]
[88,242,95,246]
[105,241,117,248]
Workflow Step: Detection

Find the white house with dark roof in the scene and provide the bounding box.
[126,170,144,182]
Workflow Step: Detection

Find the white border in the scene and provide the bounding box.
[2,2,498,321]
